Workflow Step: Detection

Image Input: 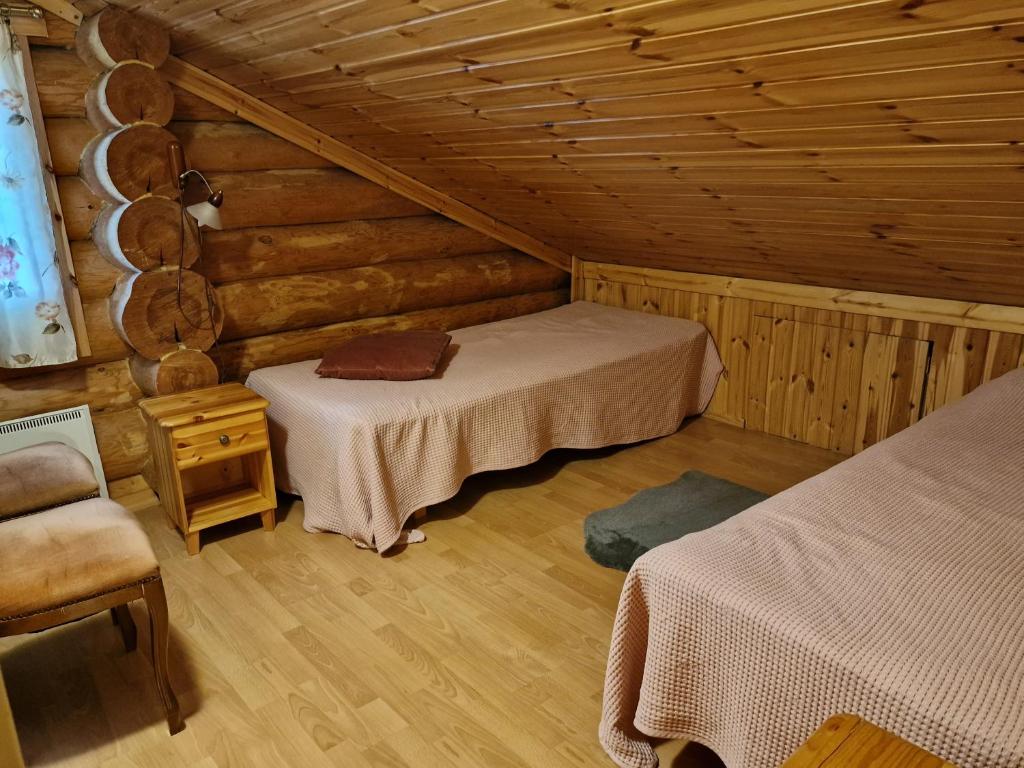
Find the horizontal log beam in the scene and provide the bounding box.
[199,215,503,283]
[0,358,140,421]
[46,118,332,176]
[58,169,431,238]
[217,289,568,380]
[83,298,130,363]
[107,474,158,511]
[29,46,240,121]
[45,117,93,176]
[208,169,429,229]
[58,176,101,240]
[29,46,91,118]
[172,121,332,171]
[217,251,568,340]
[93,405,148,482]
[71,214,508,299]
[70,240,119,301]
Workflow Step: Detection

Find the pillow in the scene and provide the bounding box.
[316,330,452,381]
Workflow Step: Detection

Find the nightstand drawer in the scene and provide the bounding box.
[172,412,268,468]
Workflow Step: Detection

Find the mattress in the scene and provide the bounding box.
[246,301,723,552]
[600,367,1024,768]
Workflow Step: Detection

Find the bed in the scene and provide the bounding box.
[600,367,1024,768]
[245,301,723,552]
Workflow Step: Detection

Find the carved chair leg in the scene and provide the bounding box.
[111,604,137,652]
[141,578,184,735]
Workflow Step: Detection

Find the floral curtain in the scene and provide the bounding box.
[0,20,77,368]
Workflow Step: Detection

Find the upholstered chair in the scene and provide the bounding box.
[0,442,183,734]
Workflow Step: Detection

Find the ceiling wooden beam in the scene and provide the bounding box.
[159,56,571,272]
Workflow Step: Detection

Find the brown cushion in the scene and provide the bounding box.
[0,442,99,521]
[0,498,159,621]
[316,330,452,381]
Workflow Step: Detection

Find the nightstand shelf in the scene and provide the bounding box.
[185,486,273,531]
[140,383,277,555]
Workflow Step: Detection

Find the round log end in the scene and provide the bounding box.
[130,349,219,396]
[77,8,171,72]
[95,196,199,272]
[86,63,175,131]
[80,124,179,203]
[111,269,224,359]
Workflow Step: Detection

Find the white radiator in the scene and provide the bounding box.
[0,405,108,498]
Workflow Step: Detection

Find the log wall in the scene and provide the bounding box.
[580,261,1024,455]
[0,35,568,489]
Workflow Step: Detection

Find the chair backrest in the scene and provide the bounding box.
[0,442,100,521]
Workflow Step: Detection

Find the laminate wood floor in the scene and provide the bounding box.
[0,418,842,768]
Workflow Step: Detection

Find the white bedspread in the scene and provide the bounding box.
[246,301,723,552]
[601,367,1024,768]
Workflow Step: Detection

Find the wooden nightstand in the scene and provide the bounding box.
[140,383,277,555]
[784,714,956,768]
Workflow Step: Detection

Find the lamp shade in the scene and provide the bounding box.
[186,200,223,230]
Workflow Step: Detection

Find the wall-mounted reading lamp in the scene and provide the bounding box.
[166,141,223,352]
[167,141,225,230]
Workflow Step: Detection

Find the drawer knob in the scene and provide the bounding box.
[219,434,230,446]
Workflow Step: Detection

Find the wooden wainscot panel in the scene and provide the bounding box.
[582,262,1024,336]
[697,295,752,427]
[854,334,931,453]
[579,260,1023,455]
[831,326,866,454]
[745,315,774,432]
[764,320,847,449]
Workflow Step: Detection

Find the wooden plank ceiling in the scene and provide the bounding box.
[100,0,1024,304]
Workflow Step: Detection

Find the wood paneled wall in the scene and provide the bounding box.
[0,29,568,489]
[98,0,1024,306]
[579,261,1024,454]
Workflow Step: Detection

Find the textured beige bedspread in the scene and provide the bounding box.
[246,302,722,552]
[601,367,1024,768]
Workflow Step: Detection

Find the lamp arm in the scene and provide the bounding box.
[178,168,214,194]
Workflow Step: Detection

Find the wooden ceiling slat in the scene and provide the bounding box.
[96,0,1024,304]
[320,91,1024,146]
[343,21,1024,104]
[171,0,475,58]
[223,0,856,88]
[251,24,1024,120]
[453,164,1024,185]
[322,59,1024,128]
[235,0,1018,94]
[427,149,1024,172]
[350,119,1024,160]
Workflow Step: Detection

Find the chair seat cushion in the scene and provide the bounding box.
[0,499,159,621]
